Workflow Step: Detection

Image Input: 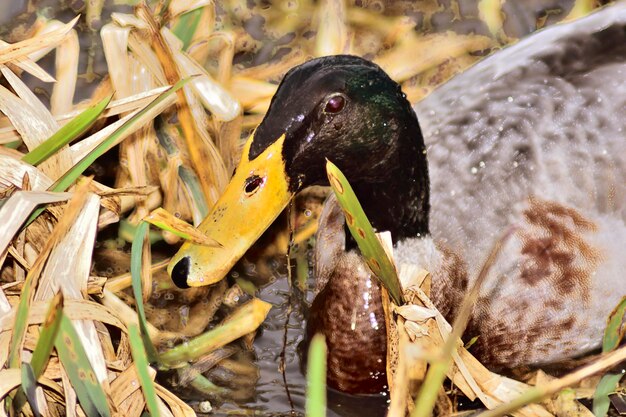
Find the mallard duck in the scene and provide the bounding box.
[168,4,626,395]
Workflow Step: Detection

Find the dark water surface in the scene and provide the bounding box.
[211,271,389,417]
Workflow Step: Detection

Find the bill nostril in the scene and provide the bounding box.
[171,256,191,289]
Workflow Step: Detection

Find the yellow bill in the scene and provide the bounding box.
[168,134,292,287]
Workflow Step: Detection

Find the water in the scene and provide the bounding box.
[204,266,388,417]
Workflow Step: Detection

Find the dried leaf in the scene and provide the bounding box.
[143,207,221,247]
[0,17,79,64]
[395,305,437,323]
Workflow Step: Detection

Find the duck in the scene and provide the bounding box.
[167,4,626,395]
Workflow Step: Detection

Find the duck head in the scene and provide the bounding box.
[169,55,429,288]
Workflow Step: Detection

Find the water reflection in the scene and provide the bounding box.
[202,265,387,417]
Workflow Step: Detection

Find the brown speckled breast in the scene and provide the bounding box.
[308,193,388,394]
[307,255,387,394]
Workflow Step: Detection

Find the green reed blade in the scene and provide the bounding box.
[305,333,327,417]
[130,221,159,363]
[172,8,204,50]
[593,373,623,417]
[159,298,272,366]
[55,314,111,417]
[22,95,112,166]
[128,324,161,417]
[51,78,191,194]
[603,296,626,353]
[325,160,404,304]
[30,292,64,378]
[20,363,40,417]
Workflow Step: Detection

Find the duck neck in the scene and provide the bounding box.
[347,123,430,248]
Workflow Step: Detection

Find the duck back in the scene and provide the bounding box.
[416,4,626,367]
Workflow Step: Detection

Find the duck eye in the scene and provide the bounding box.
[244,175,264,195]
[324,95,345,114]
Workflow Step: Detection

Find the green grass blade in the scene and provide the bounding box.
[172,8,204,50]
[603,296,626,353]
[55,314,111,417]
[325,160,404,304]
[130,221,160,363]
[593,298,626,417]
[8,269,39,369]
[593,373,623,417]
[24,79,190,228]
[128,324,161,417]
[30,292,64,377]
[182,368,231,398]
[118,218,163,245]
[179,166,210,219]
[20,363,40,417]
[22,95,112,166]
[159,298,272,366]
[13,292,62,417]
[295,243,309,292]
[51,78,191,193]
[305,334,327,417]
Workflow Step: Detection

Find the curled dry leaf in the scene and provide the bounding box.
[394,304,437,323]
[0,16,79,64]
[403,320,429,340]
[166,30,241,122]
[0,40,54,82]
[168,0,213,18]
[143,207,222,247]
[0,191,71,256]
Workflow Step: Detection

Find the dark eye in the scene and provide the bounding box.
[324,95,345,114]
[244,175,264,195]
